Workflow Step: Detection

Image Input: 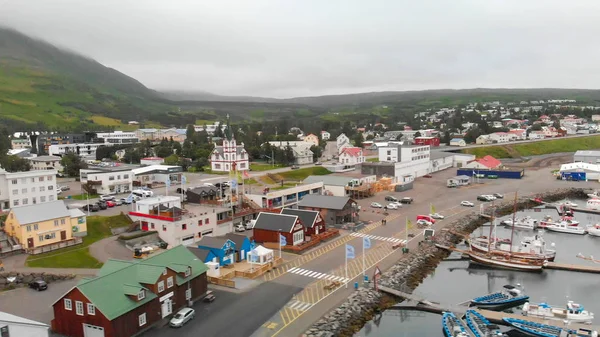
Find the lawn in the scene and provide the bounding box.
[26,214,132,268]
[250,163,285,171]
[278,167,331,180]
[366,157,379,162]
[259,175,276,185]
[244,178,258,185]
[463,146,512,159]
[463,135,600,159]
[68,193,99,200]
[272,183,299,190]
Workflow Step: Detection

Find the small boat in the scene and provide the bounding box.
[563,200,579,208]
[587,198,600,211]
[539,215,580,229]
[520,233,557,261]
[502,216,537,230]
[587,191,600,199]
[464,310,507,337]
[587,224,600,237]
[442,312,471,337]
[471,285,530,310]
[502,318,574,337]
[546,222,587,235]
[523,301,595,324]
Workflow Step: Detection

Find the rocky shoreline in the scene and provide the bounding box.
[303,188,586,337]
[0,272,76,290]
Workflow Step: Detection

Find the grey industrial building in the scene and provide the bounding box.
[574,150,600,164]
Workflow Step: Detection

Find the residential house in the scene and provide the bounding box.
[10,138,31,149]
[209,118,249,172]
[449,138,467,147]
[302,134,319,147]
[464,155,502,170]
[488,132,511,143]
[592,115,600,122]
[280,208,326,237]
[132,165,183,187]
[336,133,350,154]
[320,131,331,140]
[187,247,218,265]
[96,131,139,144]
[378,144,430,163]
[80,166,133,195]
[507,129,527,140]
[158,128,187,142]
[528,131,545,140]
[185,185,219,204]
[29,156,63,172]
[267,141,313,165]
[491,121,504,129]
[49,143,110,158]
[245,181,324,209]
[224,233,253,262]
[134,129,159,141]
[414,137,440,147]
[193,122,226,135]
[140,157,165,166]
[0,311,50,337]
[0,169,58,211]
[298,194,357,226]
[195,236,236,266]
[303,175,376,197]
[5,200,87,251]
[476,135,490,145]
[252,212,305,247]
[539,115,551,123]
[339,147,365,166]
[51,245,208,337]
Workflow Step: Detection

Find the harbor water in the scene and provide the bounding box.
[355,201,600,336]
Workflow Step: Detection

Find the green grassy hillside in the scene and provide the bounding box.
[463,135,600,158]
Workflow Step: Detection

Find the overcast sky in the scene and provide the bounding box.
[1,0,599,98]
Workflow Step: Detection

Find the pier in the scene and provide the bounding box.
[539,203,600,216]
[379,286,600,333]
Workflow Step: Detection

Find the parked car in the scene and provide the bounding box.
[203,291,216,303]
[389,201,402,208]
[83,204,100,212]
[385,196,398,202]
[114,199,123,206]
[28,280,48,291]
[387,203,399,210]
[461,201,475,207]
[400,197,413,204]
[106,200,116,207]
[245,220,256,230]
[291,165,300,170]
[416,219,432,227]
[370,202,383,208]
[423,174,433,178]
[234,224,246,232]
[120,197,132,205]
[59,185,70,191]
[477,195,489,201]
[100,195,115,201]
[493,193,504,199]
[96,201,108,210]
[169,308,195,328]
[429,213,445,219]
[315,162,322,165]
[484,195,497,200]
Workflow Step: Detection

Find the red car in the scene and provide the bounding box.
[423,174,433,178]
[106,200,116,207]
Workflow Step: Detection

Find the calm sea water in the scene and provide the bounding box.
[356,200,600,337]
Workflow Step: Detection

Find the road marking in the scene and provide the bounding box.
[288,267,349,282]
[288,300,313,311]
[350,232,406,244]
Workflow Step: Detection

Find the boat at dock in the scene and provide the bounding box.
[563,200,579,208]
[503,317,598,337]
[522,301,595,324]
[502,216,537,230]
[546,222,587,235]
[470,284,530,310]
[464,310,507,337]
[587,199,600,211]
[442,312,472,337]
[470,233,556,262]
[587,224,600,237]
[539,215,580,229]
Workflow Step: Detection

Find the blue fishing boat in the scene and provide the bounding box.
[471,285,529,310]
[464,310,507,337]
[503,317,577,337]
[442,312,471,337]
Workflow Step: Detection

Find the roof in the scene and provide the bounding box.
[11,200,70,225]
[224,233,250,249]
[188,186,218,195]
[280,208,319,229]
[475,155,502,169]
[450,138,464,142]
[187,247,211,261]
[304,175,352,186]
[30,155,61,162]
[298,194,351,210]
[71,245,207,320]
[0,311,49,328]
[254,212,299,232]
[575,150,600,157]
[69,208,86,218]
[197,236,232,249]
[560,162,600,173]
[141,157,164,160]
[341,147,362,157]
[131,165,181,175]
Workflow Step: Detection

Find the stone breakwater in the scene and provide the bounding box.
[0,272,76,290]
[303,188,585,337]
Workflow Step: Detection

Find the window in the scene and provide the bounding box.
[22,198,28,205]
[21,188,27,194]
[162,225,166,231]
[54,220,59,227]
[39,235,44,242]
[182,223,187,230]
[87,303,95,315]
[31,187,36,193]
[198,219,203,226]
[39,176,44,182]
[139,313,147,326]
[40,186,45,192]
[163,269,167,276]
[12,189,17,195]
[48,185,53,190]
[33,224,38,230]
[167,276,174,288]
[150,223,155,229]
[32,197,37,204]
[157,280,165,293]
[11,179,17,185]
[185,267,191,277]
[61,219,66,225]
[31,178,35,183]
[49,195,55,201]
[47,175,53,181]
[109,176,115,181]
[205,218,210,224]
[137,290,145,300]
[117,175,121,179]
[124,174,129,179]
[75,301,84,316]
[64,299,72,310]
[40,196,46,202]
[185,288,192,300]
[13,200,19,206]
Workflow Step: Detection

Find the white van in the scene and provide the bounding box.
[245,220,256,230]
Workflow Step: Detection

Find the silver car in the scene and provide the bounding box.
[169,307,195,328]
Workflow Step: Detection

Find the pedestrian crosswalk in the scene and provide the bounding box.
[287,300,313,311]
[350,232,407,244]
[287,267,350,283]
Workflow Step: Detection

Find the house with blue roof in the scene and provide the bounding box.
[225,233,253,262]
[195,236,236,266]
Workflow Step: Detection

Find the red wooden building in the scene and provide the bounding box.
[280,208,326,237]
[252,212,305,246]
[51,245,208,337]
[414,136,440,147]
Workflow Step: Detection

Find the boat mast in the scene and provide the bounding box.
[488,201,495,255]
[509,191,518,256]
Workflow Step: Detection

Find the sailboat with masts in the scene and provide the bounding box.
[467,193,547,272]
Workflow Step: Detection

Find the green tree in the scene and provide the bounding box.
[60,153,87,177]
[353,133,363,147]
[310,145,322,162]
[164,154,179,165]
[0,155,31,172]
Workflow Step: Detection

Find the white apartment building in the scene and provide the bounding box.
[194,122,226,135]
[79,167,133,195]
[29,156,63,172]
[378,144,430,163]
[48,143,111,158]
[0,169,58,211]
[246,181,324,209]
[488,132,511,143]
[96,131,139,144]
[336,133,350,154]
[129,196,232,246]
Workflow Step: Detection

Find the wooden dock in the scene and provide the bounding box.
[544,261,600,274]
[541,203,600,216]
[380,286,600,333]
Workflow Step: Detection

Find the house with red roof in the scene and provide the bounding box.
[464,155,502,170]
[539,115,551,123]
[507,129,527,140]
[339,147,365,166]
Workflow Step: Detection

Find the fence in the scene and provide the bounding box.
[207,276,235,288]
[27,237,83,255]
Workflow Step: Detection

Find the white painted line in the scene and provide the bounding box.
[317,274,325,279]
[299,303,312,311]
[288,267,299,273]
[326,275,336,280]
[367,235,377,239]
[298,270,310,276]
[306,271,318,278]
[289,301,302,310]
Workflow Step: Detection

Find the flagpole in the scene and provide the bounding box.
[362,239,365,276]
[279,231,282,258]
[345,250,348,289]
[405,217,408,243]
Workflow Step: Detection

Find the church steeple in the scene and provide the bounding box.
[224,114,233,141]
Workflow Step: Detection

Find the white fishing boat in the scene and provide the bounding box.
[522,301,595,324]
[588,191,600,199]
[587,198,600,210]
[562,200,579,208]
[520,233,557,261]
[502,216,537,230]
[546,222,587,235]
[538,215,579,229]
[587,224,600,237]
